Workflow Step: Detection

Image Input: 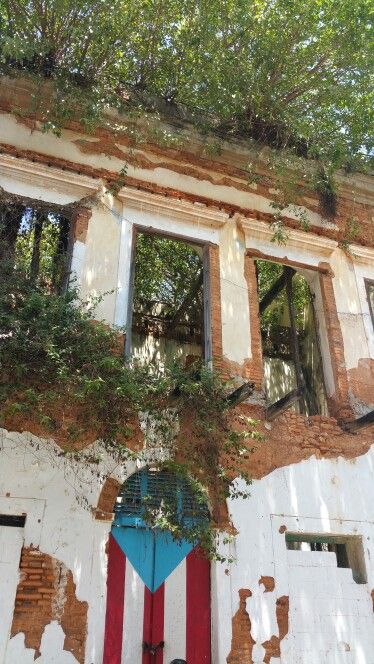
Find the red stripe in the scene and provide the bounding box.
[142,584,165,664]
[142,587,153,664]
[103,534,126,664]
[152,583,165,664]
[186,547,211,664]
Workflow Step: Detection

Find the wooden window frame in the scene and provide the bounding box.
[251,252,329,419]
[365,279,374,330]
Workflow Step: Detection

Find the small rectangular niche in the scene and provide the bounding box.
[286,532,367,584]
[0,514,26,528]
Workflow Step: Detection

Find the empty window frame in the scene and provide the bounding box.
[365,279,374,330]
[126,229,210,368]
[286,532,367,584]
[0,201,72,291]
[256,260,328,418]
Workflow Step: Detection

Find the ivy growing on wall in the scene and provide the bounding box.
[0,216,261,560]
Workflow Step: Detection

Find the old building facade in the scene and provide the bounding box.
[1,77,374,664]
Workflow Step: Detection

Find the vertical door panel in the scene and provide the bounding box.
[103,530,211,664]
[0,526,24,661]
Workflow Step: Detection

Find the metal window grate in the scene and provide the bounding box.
[114,468,209,522]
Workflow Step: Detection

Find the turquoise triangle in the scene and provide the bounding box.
[112,526,194,592]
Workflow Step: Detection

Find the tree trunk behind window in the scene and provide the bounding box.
[0,204,24,271]
[29,212,44,284]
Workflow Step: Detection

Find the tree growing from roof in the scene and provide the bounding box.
[0,0,372,173]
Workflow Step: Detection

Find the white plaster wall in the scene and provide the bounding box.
[217,447,374,664]
[1,429,374,663]
[0,112,333,231]
[219,220,251,365]
[80,194,122,325]
[0,428,143,664]
[329,249,370,371]
[0,526,24,662]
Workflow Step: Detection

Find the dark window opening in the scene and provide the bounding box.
[0,202,71,292]
[0,514,26,527]
[256,260,328,417]
[127,230,208,367]
[365,279,374,330]
[286,532,367,584]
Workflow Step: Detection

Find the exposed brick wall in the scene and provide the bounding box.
[208,243,224,373]
[94,476,121,520]
[11,547,87,663]
[72,207,92,244]
[232,406,374,480]
[319,269,353,420]
[227,589,255,664]
[348,358,374,410]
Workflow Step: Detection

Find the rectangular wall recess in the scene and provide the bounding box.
[286,532,367,584]
[0,514,26,528]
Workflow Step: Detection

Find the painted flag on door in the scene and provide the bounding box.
[103,533,211,664]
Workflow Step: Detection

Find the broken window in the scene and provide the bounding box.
[127,230,208,368]
[0,201,71,291]
[256,260,328,418]
[365,279,374,330]
[286,532,367,584]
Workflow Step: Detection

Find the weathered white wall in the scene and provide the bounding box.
[214,447,374,664]
[0,428,143,664]
[79,193,122,325]
[329,249,370,371]
[2,429,374,663]
[219,219,251,365]
[0,112,333,230]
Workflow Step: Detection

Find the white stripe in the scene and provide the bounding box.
[163,558,187,662]
[121,559,145,664]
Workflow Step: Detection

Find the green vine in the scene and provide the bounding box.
[0,265,261,560]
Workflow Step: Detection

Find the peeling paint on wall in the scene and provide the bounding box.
[11,547,87,663]
[227,589,255,664]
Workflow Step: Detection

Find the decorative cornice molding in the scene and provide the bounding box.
[119,187,229,228]
[241,216,338,256]
[349,244,374,264]
[0,153,101,200]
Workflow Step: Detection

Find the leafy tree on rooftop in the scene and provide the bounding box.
[0,0,372,171]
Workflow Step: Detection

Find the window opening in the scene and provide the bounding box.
[128,230,207,368]
[0,201,71,292]
[286,532,367,584]
[0,514,26,527]
[365,279,374,330]
[256,259,328,418]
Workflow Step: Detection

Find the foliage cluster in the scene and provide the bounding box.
[0,266,260,558]
[134,232,202,315]
[0,0,372,175]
